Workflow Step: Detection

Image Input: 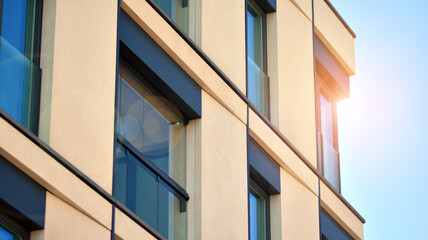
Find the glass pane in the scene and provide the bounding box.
[249,187,267,240]
[117,63,186,186]
[113,145,187,240]
[0,226,14,240]
[0,36,40,132]
[153,0,190,37]
[0,0,40,134]
[1,0,28,53]
[323,136,340,190]
[320,93,334,145]
[246,3,263,68]
[0,223,22,240]
[247,56,269,117]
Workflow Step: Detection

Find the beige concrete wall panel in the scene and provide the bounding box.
[276,0,318,167]
[320,182,364,240]
[200,92,248,240]
[200,0,246,94]
[281,169,319,240]
[48,0,118,192]
[248,109,318,195]
[114,208,157,240]
[0,118,112,229]
[44,193,110,240]
[121,0,247,124]
[290,0,313,20]
[314,0,355,75]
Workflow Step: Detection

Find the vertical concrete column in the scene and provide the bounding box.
[199,91,248,239]
[200,0,247,94]
[39,0,118,193]
[275,0,317,166]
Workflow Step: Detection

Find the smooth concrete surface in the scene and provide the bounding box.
[44,193,111,240]
[248,109,319,196]
[320,181,364,240]
[290,0,313,20]
[45,0,117,193]
[199,91,248,240]
[314,0,356,75]
[114,208,157,240]
[275,0,318,168]
[200,0,246,94]
[281,169,320,240]
[121,0,248,125]
[0,117,112,230]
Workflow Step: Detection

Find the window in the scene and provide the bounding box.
[113,62,187,240]
[246,0,269,118]
[319,86,340,191]
[0,0,42,134]
[152,0,191,37]
[0,214,28,240]
[249,180,270,240]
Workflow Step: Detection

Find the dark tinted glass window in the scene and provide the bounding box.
[0,0,41,134]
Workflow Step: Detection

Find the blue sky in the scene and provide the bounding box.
[331,0,428,239]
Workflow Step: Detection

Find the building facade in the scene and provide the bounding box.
[0,0,365,239]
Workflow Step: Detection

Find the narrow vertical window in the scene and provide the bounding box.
[0,0,42,134]
[320,90,340,191]
[246,0,269,118]
[113,62,187,240]
[249,181,269,240]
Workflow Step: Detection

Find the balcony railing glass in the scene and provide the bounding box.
[322,135,340,191]
[153,0,196,40]
[0,36,41,134]
[114,141,187,240]
[247,57,269,117]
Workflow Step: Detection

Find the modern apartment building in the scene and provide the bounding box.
[0,0,365,239]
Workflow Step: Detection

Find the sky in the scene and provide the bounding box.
[330,0,428,239]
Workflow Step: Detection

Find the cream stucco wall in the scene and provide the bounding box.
[290,0,313,20]
[314,0,356,75]
[272,0,318,168]
[44,193,111,240]
[200,0,246,94]
[199,91,248,240]
[41,0,118,193]
[281,169,320,240]
[114,208,157,240]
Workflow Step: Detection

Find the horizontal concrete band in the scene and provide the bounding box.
[141,0,364,224]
